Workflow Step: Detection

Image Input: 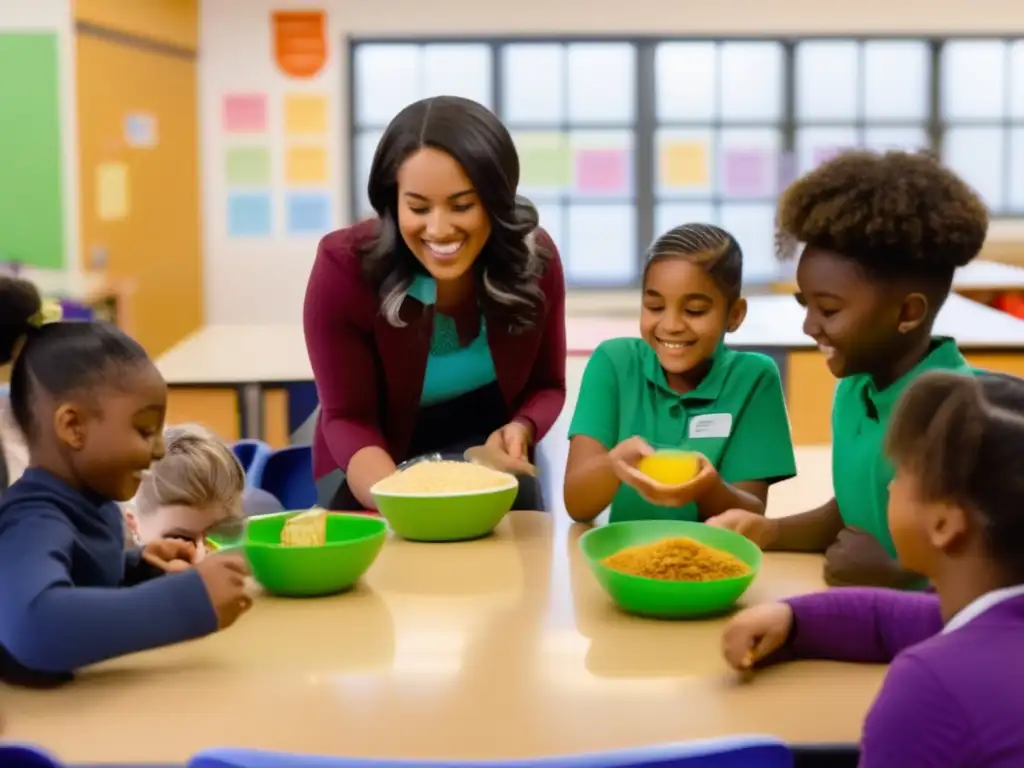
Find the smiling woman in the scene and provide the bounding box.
[303,96,567,513]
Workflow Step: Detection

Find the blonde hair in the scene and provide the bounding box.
[131,424,245,519]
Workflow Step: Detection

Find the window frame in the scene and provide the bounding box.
[348,34,1023,290]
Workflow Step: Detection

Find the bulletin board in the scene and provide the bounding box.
[76,32,202,357]
[0,34,65,269]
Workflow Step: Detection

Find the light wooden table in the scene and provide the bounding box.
[156,294,1024,446]
[3,475,880,765]
[772,259,1024,297]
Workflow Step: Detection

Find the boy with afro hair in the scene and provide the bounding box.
[708,149,990,589]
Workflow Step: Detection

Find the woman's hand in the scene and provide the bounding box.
[721,603,794,673]
[484,421,535,472]
[141,538,198,573]
[610,440,717,508]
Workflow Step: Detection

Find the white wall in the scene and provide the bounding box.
[0,0,80,281]
[200,0,1024,325]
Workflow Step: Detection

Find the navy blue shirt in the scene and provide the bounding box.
[0,468,217,684]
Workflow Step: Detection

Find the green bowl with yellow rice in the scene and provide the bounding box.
[370,459,518,542]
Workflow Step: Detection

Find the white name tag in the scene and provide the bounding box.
[688,413,732,439]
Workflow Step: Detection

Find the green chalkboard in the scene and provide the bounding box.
[0,33,65,269]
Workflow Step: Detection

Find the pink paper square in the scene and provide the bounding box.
[223,93,268,133]
[575,149,628,194]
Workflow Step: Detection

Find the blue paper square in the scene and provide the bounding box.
[286,192,332,235]
[227,192,272,237]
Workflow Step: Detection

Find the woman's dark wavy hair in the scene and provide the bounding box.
[0,277,150,440]
[886,370,1024,577]
[360,95,549,331]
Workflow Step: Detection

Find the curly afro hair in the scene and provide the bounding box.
[776,149,989,282]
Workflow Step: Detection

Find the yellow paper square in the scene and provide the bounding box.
[661,141,710,188]
[286,145,328,184]
[284,93,327,136]
[96,162,129,221]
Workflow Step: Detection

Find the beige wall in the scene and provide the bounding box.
[201,0,1024,325]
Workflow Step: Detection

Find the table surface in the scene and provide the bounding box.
[157,293,1024,385]
[3,505,882,765]
[774,259,1024,292]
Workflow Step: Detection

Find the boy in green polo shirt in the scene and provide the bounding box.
[564,223,797,524]
[707,150,990,589]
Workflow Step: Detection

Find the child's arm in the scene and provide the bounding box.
[564,435,625,522]
[696,479,768,519]
[0,510,217,674]
[769,498,845,551]
[783,587,943,663]
[563,346,623,522]
[122,547,165,585]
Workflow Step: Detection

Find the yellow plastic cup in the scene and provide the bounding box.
[636,450,700,486]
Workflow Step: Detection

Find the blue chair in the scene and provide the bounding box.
[232,440,273,488]
[255,445,316,511]
[190,738,792,768]
[0,743,62,768]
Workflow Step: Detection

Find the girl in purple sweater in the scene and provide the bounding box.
[723,370,1024,767]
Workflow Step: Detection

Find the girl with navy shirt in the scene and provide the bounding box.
[0,277,251,686]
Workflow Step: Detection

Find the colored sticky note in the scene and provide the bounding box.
[285,145,328,185]
[516,133,571,189]
[223,93,267,133]
[225,147,271,185]
[660,140,709,188]
[96,162,129,221]
[575,148,629,195]
[284,93,328,136]
[722,148,772,197]
[227,192,272,237]
[124,112,157,148]
[286,192,332,235]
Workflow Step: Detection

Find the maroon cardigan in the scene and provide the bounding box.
[303,219,567,479]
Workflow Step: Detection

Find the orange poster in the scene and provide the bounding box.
[271,10,327,79]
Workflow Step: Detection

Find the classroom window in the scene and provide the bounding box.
[349,36,1024,290]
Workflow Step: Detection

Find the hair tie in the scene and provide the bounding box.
[29,300,63,329]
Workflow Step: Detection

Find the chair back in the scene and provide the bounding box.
[256,445,316,510]
[190,738,793,768]
[232,440,273,487]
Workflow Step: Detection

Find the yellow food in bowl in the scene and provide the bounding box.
[280,508,327,547]
[373,460,515,495]
[601,536,750,582]
[636,451,700,485]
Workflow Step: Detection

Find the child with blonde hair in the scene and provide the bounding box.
[124,424,247,559]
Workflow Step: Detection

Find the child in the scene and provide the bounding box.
[124,424,247,558]
[0,277,251,687]
[722,370,1024,767]
[708,150,989,589]
[564,223,796,523]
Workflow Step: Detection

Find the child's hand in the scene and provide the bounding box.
[824,527,901,587]
[196,553,253,629]
[721,603,794,673]
[142,538,198,573]
[706,509,779,548]
[619,453,718,508]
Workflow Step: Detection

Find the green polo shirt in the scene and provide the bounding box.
[569,337,797,523]
[408,275,497,406]
[831,337,976,556]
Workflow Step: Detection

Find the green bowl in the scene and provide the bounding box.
[579,519,762,619]
[370,475,518,542]
[214,511,388,597]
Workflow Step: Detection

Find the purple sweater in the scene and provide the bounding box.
[784,588,1024,767]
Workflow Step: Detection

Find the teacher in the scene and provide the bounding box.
[304,95,567,512]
